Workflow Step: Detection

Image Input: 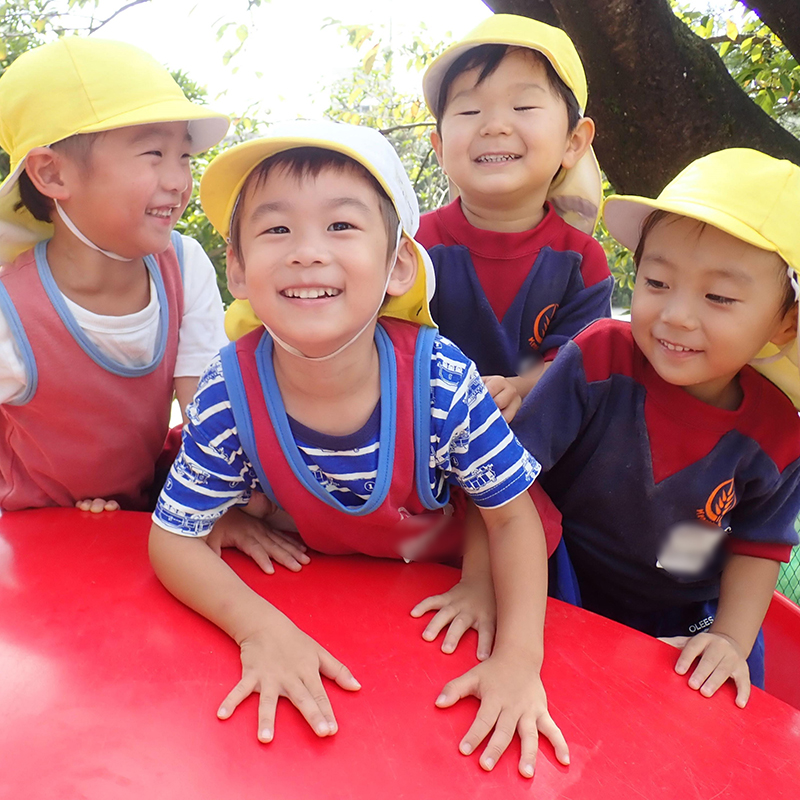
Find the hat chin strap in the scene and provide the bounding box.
[263,223,403,363]
[54,200,134,262]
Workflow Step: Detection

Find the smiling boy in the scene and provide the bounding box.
[0,38,230,512]
[512,149,800,705]
[149,121,569,777]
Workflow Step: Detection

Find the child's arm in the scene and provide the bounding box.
[411,500,496,660]
[149,523,360,741]
[434,491,569,777]
[669,554,779,707]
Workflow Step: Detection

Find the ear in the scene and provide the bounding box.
[561,117,595,170]
[226,243,249,300]
[24,146,71,201]
[385,236,418,298]
[770,302,798,347]
[430,129,444,171]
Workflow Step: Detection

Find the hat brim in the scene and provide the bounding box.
[603,195,780,258]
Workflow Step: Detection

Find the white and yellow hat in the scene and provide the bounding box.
[604,148,800,408]
[201,120,436,340]
[0,37,230,263]
[422,14,601,235]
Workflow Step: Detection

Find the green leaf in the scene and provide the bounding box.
[236,24,248,43]
[725,19,737,41]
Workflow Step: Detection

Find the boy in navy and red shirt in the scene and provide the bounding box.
[420,14,612,420]
[513,148,800,705]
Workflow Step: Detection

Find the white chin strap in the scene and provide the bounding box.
[264,223,404,362]
[54,200,134,262]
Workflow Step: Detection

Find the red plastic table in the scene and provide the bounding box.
[2,509,800,799]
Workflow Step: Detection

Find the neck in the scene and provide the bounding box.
[458,191,549,232]
[271,323,383,436]
[45,224,149,316]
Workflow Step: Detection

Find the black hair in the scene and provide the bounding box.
[15,133,100,223]
[434,44,581,133]
[633,209,797,316]
[229,147,400,262]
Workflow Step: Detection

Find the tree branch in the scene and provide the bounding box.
[88,0,152,35]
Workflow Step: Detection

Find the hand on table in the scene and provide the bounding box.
[435,650,569,777]
[217,618,361,742]
[660,631,751,707]
[207,504,310,574]
[482,375,522,423]
[410,575,496,661]
[75,498,120,513]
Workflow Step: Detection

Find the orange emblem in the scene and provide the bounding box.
[528,303,559,349]
[696,479,737,526]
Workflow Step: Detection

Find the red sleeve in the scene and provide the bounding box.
[578,236,611,288]
[727,538,793,563]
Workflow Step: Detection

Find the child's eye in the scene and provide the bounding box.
[644,278,667,290]
[145,150,163,157]
[329,221,356,232]
[263,225,290,235]
[706,293,737,306]
[514,106,537,111]
[456,110,480,116]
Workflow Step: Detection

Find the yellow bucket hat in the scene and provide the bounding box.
[0,37,230,262]
[603,148,800,408]
[201,120,436,340]
[422,13,602,235]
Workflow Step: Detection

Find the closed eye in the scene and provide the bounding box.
[456,110,480,116]
[514,106,539,111]
[644,278,668,290]
[706,293,737,306]
[145,150,163,157]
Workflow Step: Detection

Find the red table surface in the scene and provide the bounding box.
[1,509,799,800]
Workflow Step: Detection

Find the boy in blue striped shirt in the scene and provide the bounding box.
[149,121,566,777]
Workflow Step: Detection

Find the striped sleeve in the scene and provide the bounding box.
[429,335,540,508]
[152,354,259,536]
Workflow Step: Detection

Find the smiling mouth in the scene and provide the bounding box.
[281,287,342,299]
[658,338,700,353]
[475,154,521,163]
[146,207,177,219]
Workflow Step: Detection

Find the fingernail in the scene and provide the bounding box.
[317,722,330,735]
[217,707,228,718]
[259,728,273,741]
[482,757,495,770]
[435,694,447,706]
[563,754,571,765]
[351,679,361,689]
[460,742,472,755]
[522,764,534,777]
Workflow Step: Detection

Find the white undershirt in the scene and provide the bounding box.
[0,235,228,404]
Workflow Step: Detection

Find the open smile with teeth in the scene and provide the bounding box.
[146,207,176,219]
[475,154,521,163]
[281,287,342,299]
[658,338,700,353]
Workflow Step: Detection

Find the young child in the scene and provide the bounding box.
[149,120,569,777]
[420,14,612,420]
[0,38,230,512]
[512,148,800,706]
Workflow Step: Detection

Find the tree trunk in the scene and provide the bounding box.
[483,0,800,195]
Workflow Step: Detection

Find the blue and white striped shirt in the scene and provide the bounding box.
[154,334,539,536]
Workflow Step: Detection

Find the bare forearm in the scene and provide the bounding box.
[711,554,780,656]
[173,375,199,425]
[149,523,287,644]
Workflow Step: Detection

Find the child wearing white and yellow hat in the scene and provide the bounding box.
[149,119,569,778]
[0,38,229,512]
[513,148,800,708]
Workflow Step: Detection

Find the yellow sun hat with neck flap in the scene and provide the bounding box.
[204,120,436,341]
[422,13,602,235]
[0,36,230,263]
[603,147,800,409]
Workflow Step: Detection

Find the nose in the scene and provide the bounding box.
[162,157,192,195]
[288,232,332,268]
[480,106,513,137]
[660,294,698,330]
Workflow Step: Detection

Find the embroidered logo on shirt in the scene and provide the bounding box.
[528,303,559,350]
[696,479,737,525]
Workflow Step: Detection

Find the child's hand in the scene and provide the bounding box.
[435,649,569,778]
[217,617,361,742]
[482,375,522,422]
[661,631,751,707]
[410,576,496,661]
[207,506,310,574]
[75,498,120,513]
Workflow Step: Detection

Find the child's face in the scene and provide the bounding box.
[631,215,796,408]
[59,121,193,258]
[431,49,579,208]
[226,165,410,359]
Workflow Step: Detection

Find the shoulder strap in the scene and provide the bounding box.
[170,230,185,283]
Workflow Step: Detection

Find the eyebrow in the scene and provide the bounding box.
[450,81,548,104]
[128,124,193,145]
[247,196,373,223]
